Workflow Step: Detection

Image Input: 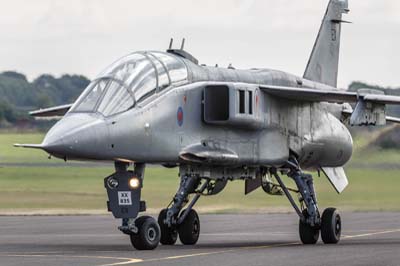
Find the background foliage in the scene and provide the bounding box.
[0,71,89,128]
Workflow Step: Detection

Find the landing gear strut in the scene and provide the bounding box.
[270,159,342,244]
[104,162,161,250]
[158,172,209,245]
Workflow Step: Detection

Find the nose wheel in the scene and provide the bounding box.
[130,216,161,250]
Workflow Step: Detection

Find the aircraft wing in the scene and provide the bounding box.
[260,85,357,103]
[259,85,400,105]
[260,85,400,126]
[29,104,73,117]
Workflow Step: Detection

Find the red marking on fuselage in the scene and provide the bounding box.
[178,111,183,121]
[177,107,184,126]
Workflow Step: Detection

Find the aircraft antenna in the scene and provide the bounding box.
[166,37,199,65]
[169,38,174,49]
[181,38,186,50]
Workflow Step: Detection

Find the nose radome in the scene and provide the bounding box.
[42,113,110,160]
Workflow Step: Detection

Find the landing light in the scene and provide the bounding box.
[129,177,140,189]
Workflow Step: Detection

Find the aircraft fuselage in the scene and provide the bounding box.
[42,53,353,169]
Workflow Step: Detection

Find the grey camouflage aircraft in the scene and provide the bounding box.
[15,0,400,250]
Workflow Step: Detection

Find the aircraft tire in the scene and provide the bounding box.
[158,209,178,245]
[178,209,200,245]
[299,211,319,244]
[130,216,160,250]
[321,208,341,244]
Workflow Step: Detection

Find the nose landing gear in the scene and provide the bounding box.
[104,162,161,250]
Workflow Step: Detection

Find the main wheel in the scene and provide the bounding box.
[299,210,319,244]
[158,209,178,245]
[178,209,200,245]
[321,208,341,244]
[130,216,160,250]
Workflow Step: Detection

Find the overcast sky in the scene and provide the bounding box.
[0,0,399,88]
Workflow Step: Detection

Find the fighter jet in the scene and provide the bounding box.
[15,0,400,250]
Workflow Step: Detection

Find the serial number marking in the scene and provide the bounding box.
[118,191,132,206]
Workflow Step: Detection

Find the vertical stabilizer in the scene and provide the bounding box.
[303,0,349,87]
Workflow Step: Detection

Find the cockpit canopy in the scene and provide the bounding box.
[71,51,188,116]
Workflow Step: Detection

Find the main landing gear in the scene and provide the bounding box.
[270,158,342,244]
[104,160,341,250]
[158,174,208,246]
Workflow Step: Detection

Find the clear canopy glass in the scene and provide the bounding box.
[71,52,188,116]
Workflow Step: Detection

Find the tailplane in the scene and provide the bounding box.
[303,0,350,87]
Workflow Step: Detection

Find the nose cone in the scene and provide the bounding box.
[42,113,110,160]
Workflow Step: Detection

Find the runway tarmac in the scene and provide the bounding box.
[0,212,399,266]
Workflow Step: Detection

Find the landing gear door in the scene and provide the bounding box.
[104,171,142,219]
[321,167,349,194]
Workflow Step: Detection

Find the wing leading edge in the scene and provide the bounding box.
[260,85,400,105]
[260,85,357,103]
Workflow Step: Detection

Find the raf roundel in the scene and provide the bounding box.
[177,107,184,126]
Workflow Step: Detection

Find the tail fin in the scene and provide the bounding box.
[303,0,350,87]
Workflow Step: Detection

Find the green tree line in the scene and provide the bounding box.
[0,71,89,127]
